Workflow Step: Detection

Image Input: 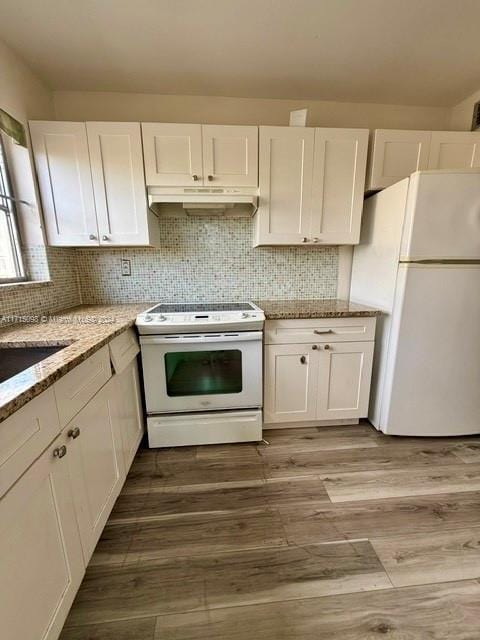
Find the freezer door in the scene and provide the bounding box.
[380,264,480,436]
[400,171,480,260]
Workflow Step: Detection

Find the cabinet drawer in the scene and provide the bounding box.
[109,328,139,374]
[54,346,111,427]
[0,388,60,498]
[265,318,376,345]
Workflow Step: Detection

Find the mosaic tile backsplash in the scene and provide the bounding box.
[75,217,339,304]
[0,247,81,324]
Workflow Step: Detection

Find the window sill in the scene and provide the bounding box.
[0,279,52,293]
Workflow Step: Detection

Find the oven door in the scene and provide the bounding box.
[139,331,262,413]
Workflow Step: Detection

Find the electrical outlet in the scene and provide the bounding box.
[121,258,131,276]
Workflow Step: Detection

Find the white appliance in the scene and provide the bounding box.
[148,186,258,216]
[350,169,480,436]
[136,302,265,447]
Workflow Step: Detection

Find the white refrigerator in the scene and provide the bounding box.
[350,169,480,436]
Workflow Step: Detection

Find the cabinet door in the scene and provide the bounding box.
[29,121,99,246]
[87,122,152,246]
[428,131,480,169]
[142,123,203,186]
[316,342,374,421]
[368,129,431,190]
[113,359,144,471]
[254,126,314,246]
[202,125,258,187]
[311,128,368,244]
[0,432,84,640]
[66,381,125,563]
[264,344,318,423]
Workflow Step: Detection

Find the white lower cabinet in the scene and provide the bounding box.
[113,358,144,469]
[65,379,126,564]
[316,341,374,421]
[264,319,375,426]
[0,432,84,640]
[264,343,319,423]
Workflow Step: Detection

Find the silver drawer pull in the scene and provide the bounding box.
[68,427,81,439]
[314,329,334,335]
[53,445,67,459]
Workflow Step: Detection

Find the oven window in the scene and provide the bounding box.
[164,349,243,396]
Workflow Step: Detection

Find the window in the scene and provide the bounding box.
[0,136,25,283]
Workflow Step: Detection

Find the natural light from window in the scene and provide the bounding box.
[0,137,24,282]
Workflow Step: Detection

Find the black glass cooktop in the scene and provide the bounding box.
[149,302,255,314]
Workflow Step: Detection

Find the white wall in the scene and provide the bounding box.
[53,90,450,131]
[0,38,81,321]
[450,89,480,131]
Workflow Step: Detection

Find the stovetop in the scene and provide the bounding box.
[136,301,265,335]
[148,302,256,314]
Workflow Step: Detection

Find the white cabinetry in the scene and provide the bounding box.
[86,122,158,246]
[0,432,84,640]
[141,123,203,187]
[0,330,144,640]
[30,121,158,247]
[142,123,258,187]
[312,128,368,244]
[427,131,480,169]
[29,121,99,246]
[264,318,375,426]
[254,126,368,246]
[368,129,480,190]
[65,380,125,564]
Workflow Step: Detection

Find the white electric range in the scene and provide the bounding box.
[136,302,265,447]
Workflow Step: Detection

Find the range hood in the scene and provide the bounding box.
[148,187,258,217]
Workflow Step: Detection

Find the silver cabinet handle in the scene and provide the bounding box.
[53,445,67,459]
[312,345,318,350]
[301,237,309,243]
[207,175,214,181]
[192,174,199,181]
[68,427,81,439]
[102,235,110,241]
[313,237,322,243]
[89,234,97,240]
[314,329,334,335]
[324,344,331,350]
[300,355,307,364]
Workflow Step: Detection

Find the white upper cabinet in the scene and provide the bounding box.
[29,121,99,246]
[368,129,480,190]
[428,131,480,169]
[30,121,158,247]
[202,125,258,187]
[367,129,431,190]
[311,128,368,244]
[142,123,259,187]
[254,126,314,245]
[254,126,368,246]
[86,122,156,246]
[142,123,203,187]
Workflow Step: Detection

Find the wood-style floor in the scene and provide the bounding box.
[60,423,480,639]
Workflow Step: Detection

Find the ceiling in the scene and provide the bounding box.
[1,0,479,107]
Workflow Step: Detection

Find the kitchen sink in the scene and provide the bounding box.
[0,345,67,384]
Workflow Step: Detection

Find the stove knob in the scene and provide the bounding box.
[242,312,249,318]
[158,315,166,322]
[144,315,153,323]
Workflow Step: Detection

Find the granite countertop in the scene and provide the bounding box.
[254,299,381,320]
[0,304,150,423]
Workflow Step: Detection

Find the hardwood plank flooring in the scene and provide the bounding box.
[60,422,480,639]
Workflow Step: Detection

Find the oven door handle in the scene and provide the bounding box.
[140,331,263,345]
